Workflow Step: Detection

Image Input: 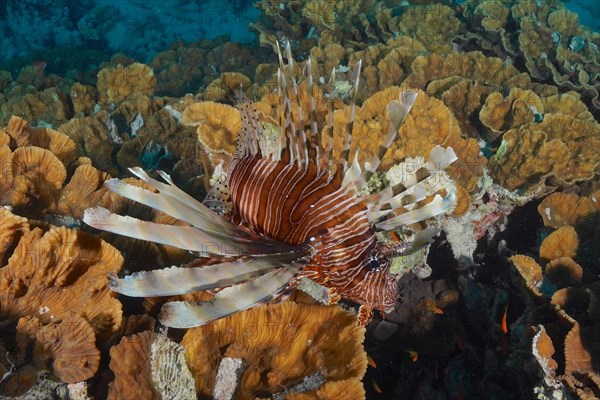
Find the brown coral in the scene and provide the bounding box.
[182,301,367,400]
[1,145,67,215]
[97,63,157,105]
[3,116,78,169]
[509,254,543,297]
[108,331,161,400]
[1,87,71,127]
[58,114,121,175]
[332,87,485,193]
[489,113,600,192]
[479,88,544,135]
[201,72,252,103]
[392,4,461,53]
[56,164,111,218]
[17,316,101,383]
[70,83,99,117]
[538,192,600,228]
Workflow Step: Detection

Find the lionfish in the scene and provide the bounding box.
[83,43,457,328]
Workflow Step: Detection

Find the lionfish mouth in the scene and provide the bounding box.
[83,42,457,328]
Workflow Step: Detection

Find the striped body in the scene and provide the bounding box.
[228,154,397,310]
[83,43,456,328]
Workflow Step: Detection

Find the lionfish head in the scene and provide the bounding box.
[360,243,399,311]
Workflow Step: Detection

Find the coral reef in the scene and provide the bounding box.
[0,0,599,398]
[182,301,367,400]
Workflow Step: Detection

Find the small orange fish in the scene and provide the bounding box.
[423,298,444,314]
[407,349,418,362]
[372,381,382,394]
[501,303,508,334]
[367,355,377,368]
[431,305,444,315]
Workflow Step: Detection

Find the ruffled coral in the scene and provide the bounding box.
[182,101,241,166]
[97,63,157,106]
[182,301,367,400]
[108,331,160,400]
[16,315,100,383]
[1,87,71,127]
[489,113,600,192]
[538,191,600,228]
[0,213,123,336]
[392,4,461,53]
[0,145,67,216]
[4,115,78,167]
[332,87,485,194]
[201,72,252,103]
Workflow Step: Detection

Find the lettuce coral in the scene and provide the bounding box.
[182,301,367,400]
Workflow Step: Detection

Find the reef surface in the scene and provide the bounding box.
[0,1,599,399]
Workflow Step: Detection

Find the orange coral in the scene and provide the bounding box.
[182,301,367,400]
[509,254,543,297]
[538,192,600,228]
[302,0,336,29]
[0,87,71,127]
[479,88,544,135]
[202,72,252,103]
[539,225,579,261]
[4,116,78,167]
[332,87,485,193]
[56,164,111,218]
[70,83,99,117]
[0,214,123,336]
[393,4,461,53]
[0,145,67,215]
[474,0,510,33]
[182,101,241,165]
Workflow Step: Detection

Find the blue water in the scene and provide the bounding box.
[0,0,598,72]
[0,0,259,67]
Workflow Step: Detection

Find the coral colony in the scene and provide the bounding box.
[1,0,599,399]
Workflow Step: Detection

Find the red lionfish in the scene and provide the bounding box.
[83,43,457,328]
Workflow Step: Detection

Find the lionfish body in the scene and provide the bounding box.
[84,44,457,328]
[228,149,392,309]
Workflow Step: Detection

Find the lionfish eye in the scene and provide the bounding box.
[367,258,381,271]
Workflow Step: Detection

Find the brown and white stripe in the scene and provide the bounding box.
[83,42,457,327]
